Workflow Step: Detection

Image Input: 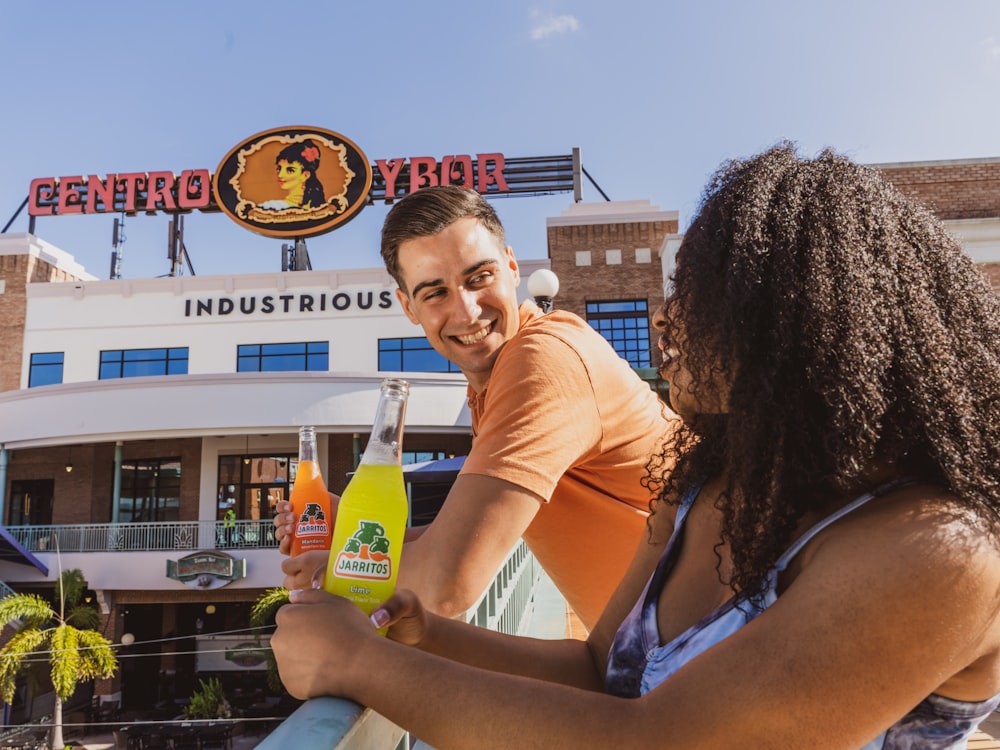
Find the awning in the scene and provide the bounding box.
[402,455,466,484]
[0,526,48,575]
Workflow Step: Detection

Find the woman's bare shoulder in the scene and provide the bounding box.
[799,483,1000,683]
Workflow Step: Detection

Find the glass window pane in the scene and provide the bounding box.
[261,343,303,356]
[379,352,401,371]
[586,298,652,369]
[306,353,328,371]
[29,353,64,387]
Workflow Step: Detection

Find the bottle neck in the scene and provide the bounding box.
[360,392,407,467]
[298,427,318,463]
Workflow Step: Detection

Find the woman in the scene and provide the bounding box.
[259,139,326,210]
[272,144,1000,749]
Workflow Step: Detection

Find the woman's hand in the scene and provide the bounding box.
[273,493,340,555]
[272,589,378,700]
[369,589,432,647]
[280,549,329,591]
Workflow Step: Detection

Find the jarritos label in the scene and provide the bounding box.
[332,519,393,581]
[213,125,373,239]
[295,502,330,540]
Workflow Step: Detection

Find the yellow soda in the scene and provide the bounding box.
[324,463,408,614]
[324,378,410,623]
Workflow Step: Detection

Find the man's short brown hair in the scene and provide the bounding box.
[380,186,506,293]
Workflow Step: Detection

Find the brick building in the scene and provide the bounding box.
[873,156,1000,290]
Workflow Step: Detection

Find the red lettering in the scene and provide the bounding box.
[376,158,406,200]
[145,171,177,213]
[409,157,439,193]
[86,174,117,213]
[115,173,147,213]
[476,153,508,193]
[57,176,85,215]
[28,178,56,216]
[441,155,474,188]
[178,169,211,209]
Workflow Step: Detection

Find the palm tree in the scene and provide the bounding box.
[0,569,118,750]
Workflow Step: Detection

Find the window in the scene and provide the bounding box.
[118,459,181,522]
[28,352,64,387]
[237,342,329,372]
[586,300,652,368]
[378,337,460,373]
[402,450,449,465]
[8,480,54,526]
[99,348,188,379]
[217,453,294,522]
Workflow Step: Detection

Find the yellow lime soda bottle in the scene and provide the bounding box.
[325,378,410,624]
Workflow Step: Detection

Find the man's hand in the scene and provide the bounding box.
[273,494,340,555]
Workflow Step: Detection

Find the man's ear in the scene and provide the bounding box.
[396,288,420,325]
[506,246,520,285]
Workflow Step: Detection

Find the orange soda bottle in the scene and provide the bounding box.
[325,379,409,623]
[288,425,332,556]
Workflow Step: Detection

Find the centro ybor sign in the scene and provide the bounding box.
[26,127,580,241]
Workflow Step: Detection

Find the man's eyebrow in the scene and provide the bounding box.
[411,277,444,298]
[410,260,500,298]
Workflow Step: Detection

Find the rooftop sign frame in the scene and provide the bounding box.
[24,126,581,241]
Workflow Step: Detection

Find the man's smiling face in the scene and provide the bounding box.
[395,217,522,392]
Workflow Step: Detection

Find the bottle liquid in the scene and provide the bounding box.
[325,378,410,623]
[288,426,333,556]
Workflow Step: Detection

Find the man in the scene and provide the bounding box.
[276,186,675,630]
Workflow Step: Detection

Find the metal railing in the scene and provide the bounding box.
[6,520,278,553]
[257,539,543,750]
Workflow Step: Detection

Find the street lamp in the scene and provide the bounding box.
[528,269,560,313]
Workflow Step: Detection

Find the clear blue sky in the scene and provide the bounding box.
[2,1,998,280]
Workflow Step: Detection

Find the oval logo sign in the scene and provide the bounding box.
[213,126,373,239]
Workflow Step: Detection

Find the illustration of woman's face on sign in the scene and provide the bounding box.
[277,159,309,195]
[236,137,349,213]
[215,126,371,237]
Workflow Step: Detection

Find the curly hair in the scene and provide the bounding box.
[652,142,1000,601]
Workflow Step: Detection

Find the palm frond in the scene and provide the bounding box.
[75,629,118,681]
[56,569,87,610]
[0,594,53,629]
[250,587,289,627]
[50,625,82,699]
[65,603,100,631]
[0,628,48,703]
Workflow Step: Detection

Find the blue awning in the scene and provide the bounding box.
[402,456,466,484]
[0,526,48,575]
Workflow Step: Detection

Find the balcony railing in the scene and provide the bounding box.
[257,539,544,750]
[6,520,278,553]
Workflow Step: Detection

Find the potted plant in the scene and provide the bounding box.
[184,677,233,720]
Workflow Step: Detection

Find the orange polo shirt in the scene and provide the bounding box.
[462,302,675,629]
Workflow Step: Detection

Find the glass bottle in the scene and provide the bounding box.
[325,379,410,622]
[288,426,332,556]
